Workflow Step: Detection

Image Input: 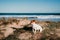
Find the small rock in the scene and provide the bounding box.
[17,31,32,40]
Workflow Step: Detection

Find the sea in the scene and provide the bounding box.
[0,13,60,22]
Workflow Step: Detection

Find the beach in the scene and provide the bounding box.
[0,17,60,40]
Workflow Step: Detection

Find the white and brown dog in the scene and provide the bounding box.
[30,20,43,34]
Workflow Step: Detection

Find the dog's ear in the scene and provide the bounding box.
[31,20,36,23]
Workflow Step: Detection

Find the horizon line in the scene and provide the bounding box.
[0,13,60,15]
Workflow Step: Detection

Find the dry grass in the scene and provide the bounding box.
[0,17,60,40]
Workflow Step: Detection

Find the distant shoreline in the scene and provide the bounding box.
[0,17,60,22]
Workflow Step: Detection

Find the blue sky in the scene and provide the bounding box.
[0,0,60,13]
